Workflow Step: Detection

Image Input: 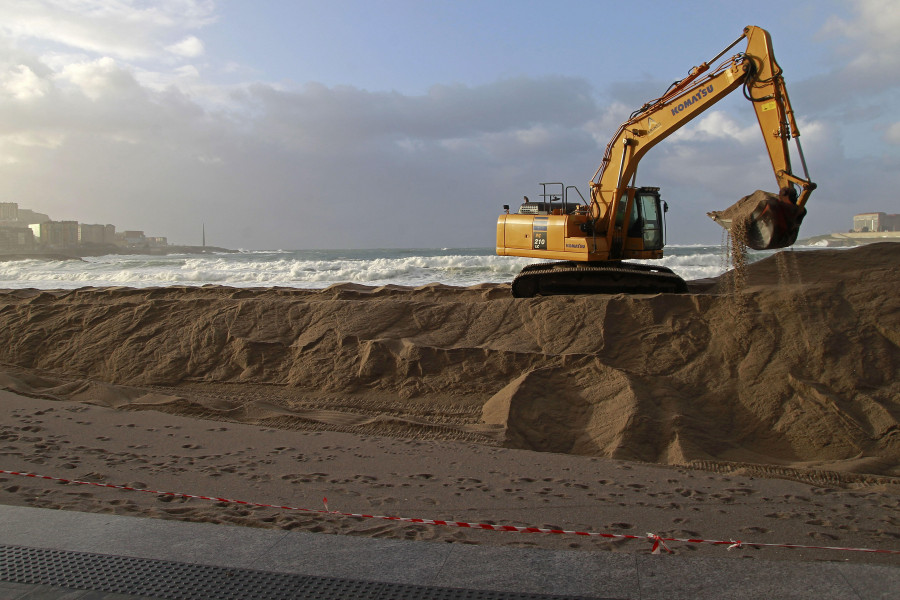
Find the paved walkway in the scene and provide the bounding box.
[0,504,896,599]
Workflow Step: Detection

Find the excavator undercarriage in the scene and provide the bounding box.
[511,262,688,298]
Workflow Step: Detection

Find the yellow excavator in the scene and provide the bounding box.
[496,25,816,297]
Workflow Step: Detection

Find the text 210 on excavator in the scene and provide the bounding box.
[496,26,816,297]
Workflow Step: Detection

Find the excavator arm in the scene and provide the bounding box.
[742,28,815,209]
[589,26,815,244]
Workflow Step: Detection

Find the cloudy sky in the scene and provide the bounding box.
[0,0,897,249]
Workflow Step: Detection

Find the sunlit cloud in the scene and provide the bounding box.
[2,131,65,149]
[670,111,758,144]
[58,56,138,100]
[0,0,216,60]
[166,36,204,58]
[1,64,49,100]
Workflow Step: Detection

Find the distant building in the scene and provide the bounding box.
[0,202,18,220]
[1,202,173,251]
[0,226,35,253]
[116,230,147,247]
[18,209,50,224]
[79,223,116,245]
[31,220,79,249]
[853,212,900,233]
[0,203,50,228]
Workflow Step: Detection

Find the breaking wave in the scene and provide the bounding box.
[0,245,768,290]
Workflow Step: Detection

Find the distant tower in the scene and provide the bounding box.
[202,223,206,247]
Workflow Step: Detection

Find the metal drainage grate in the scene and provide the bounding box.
[0,544,604,600]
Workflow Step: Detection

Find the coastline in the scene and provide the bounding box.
[797,231,900,247]
[0,244,237,262]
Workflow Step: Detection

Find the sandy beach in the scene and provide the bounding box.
[0,243,898,565]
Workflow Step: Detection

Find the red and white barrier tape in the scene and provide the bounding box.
[2,469,898,556]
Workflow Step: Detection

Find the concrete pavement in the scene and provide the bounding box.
[0,504,896,599]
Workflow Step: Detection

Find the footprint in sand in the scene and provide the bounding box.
[765,511,798,520]
[807,531,838,540]
[740,526,769,534]
[783,494,811,502]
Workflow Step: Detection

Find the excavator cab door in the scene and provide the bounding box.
[636,188,664,251]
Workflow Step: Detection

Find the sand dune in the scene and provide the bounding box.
[0,243,897,479]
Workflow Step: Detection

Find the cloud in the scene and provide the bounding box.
[58,56,140,100]
[0,45,606,247]
[1,64,48,99]
[822,0,900,73]
[885,122,900,145]
[670,111,758,144]
[801,0,900,111]
[166,36,204,58]
[174,64,200,79]
[244,76,596,158]
[0,0,216,60]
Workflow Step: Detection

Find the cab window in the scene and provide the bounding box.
[639,194,662,250]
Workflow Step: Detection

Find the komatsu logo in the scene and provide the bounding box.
[671,85,714,116]
[566,243,586,249]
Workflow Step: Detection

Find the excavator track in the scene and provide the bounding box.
[511,261,688,298]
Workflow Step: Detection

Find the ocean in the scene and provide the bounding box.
[0,245,810,290]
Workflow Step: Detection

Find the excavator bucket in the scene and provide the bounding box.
[707,190,806,251]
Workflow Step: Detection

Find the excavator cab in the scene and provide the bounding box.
[628,187,666,252]
[604,186,666,257]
